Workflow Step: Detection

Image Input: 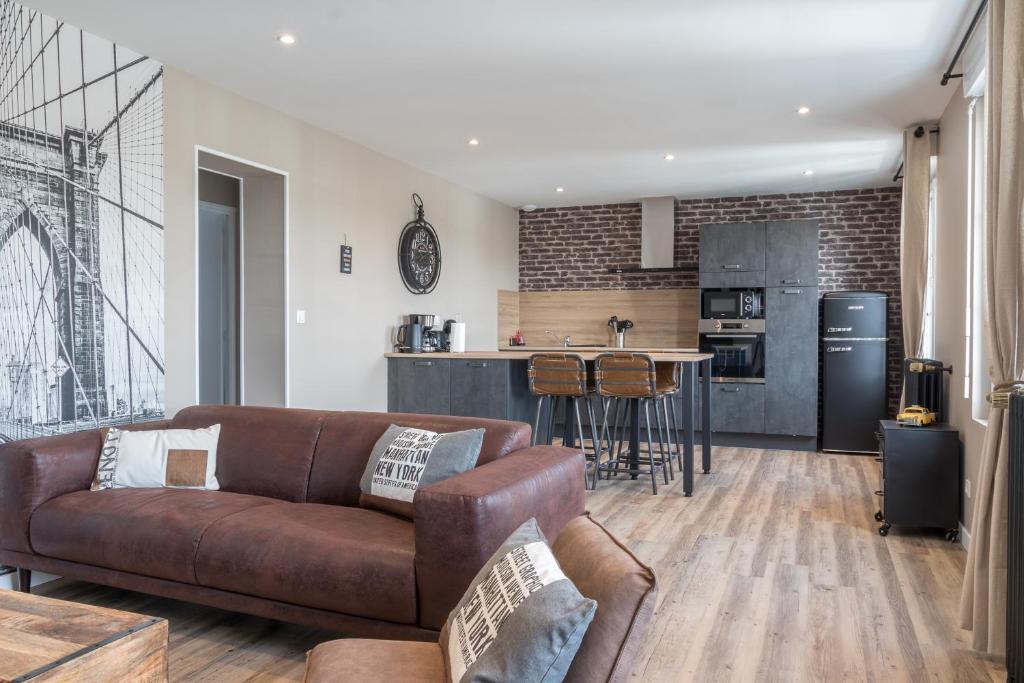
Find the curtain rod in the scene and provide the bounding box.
[892,126,940,182]
[941,0,988,86]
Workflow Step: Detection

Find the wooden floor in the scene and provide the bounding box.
[32,447,1004,682]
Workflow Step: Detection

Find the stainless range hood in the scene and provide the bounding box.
[608,196,697,274]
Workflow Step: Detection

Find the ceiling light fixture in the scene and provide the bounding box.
[468,138,479,146]
[278,33,296,45]
[664,153,675,161]
[796,105,811,115]
[803,169,815,176]
[555,187,565,193]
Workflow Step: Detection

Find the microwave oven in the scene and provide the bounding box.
[701,289,764,319]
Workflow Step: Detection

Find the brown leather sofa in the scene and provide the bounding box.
[303,515,658,683]
[0,406,586,639]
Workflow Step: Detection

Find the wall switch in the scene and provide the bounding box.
[296,310,306,324]
[965,479,971,498]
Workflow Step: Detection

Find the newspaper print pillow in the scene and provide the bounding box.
[442,518,597,683]
[91,425,221,490]
[358,425,484,519]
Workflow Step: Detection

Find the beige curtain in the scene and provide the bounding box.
[959,0,1024,656]
[899,125,931,362]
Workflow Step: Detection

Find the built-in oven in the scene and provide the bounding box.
[701,288,764,319]
[698,319,765,382]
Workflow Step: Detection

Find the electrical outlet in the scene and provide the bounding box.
[965,479,972,498]
[296,310,306,324]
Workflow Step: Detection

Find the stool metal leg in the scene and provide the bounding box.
[668,393,683,472]
[586,398,602,490]
[545,395,558,446]
[643,399,658,495]
[662,396,677,480]
[653,398,670,485]
[532,395,545,446]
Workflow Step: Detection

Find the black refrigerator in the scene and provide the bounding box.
[822,291,888,453]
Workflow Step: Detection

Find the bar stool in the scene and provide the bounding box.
[527,353,603,488]
[593,353,672,494]
[655,362,684,477]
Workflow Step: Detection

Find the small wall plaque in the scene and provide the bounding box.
[340,245,353,274]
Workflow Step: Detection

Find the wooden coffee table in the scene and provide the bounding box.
[0,589,168,682]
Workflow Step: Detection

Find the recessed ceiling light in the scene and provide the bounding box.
[664,153,675,161]
[797,105,811,115]
[803,169,815,176]
[468,138,479,146]
[555,187,565,193]
[278,33,296,45]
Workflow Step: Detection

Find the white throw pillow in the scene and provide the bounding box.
[91,425,221,491]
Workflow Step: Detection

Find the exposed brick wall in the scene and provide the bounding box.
[519,187,904,416]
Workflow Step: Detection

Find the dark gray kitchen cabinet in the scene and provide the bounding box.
[699,222,766,273]
[766,221,819,286]
[698,271,766,289]
[450,359,507,420]
[387,357,535,423]
[387,357,451,415]
[764,286,819,436]
[699,382,765,434]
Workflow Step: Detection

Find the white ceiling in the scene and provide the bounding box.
[28,0,973,208]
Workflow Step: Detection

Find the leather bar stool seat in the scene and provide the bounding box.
[593,353,672,494]
[528,353,603,488]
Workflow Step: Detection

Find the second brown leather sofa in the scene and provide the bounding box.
[0,405,586,639]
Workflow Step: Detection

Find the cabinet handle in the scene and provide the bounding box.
[874,490,884,497]
[781,289,802,295]
[413,361,433,367]
[468,361,489,368]
[722,264,743,270]
[781,279,802,285]
[720,387,741,393]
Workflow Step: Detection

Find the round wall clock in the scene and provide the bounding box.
[398,193,442,294]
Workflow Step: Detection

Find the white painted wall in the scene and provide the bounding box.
[164,68,519,414]
[933,89,988,532]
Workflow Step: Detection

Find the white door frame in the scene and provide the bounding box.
[194,145,290,407]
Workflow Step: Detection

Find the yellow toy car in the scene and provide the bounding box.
[897,405,936,427]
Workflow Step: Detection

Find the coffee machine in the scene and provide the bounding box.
[396,314,452,353]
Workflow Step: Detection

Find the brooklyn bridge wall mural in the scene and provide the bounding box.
[0,1,164,442]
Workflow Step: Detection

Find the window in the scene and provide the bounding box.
[964,95,989,423]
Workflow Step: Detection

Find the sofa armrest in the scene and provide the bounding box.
[413,445,586,629]
[0,431,103,553]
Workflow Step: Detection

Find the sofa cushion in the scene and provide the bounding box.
[359,425,484,519]
[305,640,444,683]
[553,515,658,683]
[442,518,596,683]
[92,425,222,491]
[30,489,282,584]
[195,503,417,624]
[171,405,326,502]
[306,412,532,507]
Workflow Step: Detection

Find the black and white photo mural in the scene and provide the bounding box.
[0,2,164,442]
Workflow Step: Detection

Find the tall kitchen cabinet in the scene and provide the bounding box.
[764,221,819,439]
[697,219,819,450]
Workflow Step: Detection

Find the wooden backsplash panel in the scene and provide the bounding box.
[514,289,698,348]
[497,289,520,345]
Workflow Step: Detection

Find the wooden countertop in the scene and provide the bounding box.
[385,349,712,362]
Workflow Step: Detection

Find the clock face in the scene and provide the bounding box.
[398,221,441,294]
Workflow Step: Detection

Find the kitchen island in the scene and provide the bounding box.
[385,348,712,495]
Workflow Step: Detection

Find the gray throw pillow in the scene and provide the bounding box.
[358,424,484,519]
[442,518,597,683]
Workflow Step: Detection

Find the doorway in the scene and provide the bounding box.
[195,148,289,407]
[197,192,239,405]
